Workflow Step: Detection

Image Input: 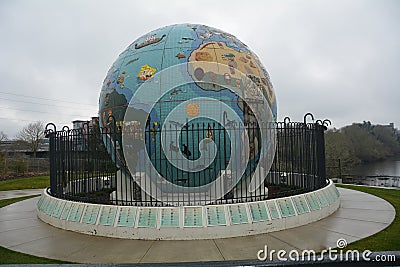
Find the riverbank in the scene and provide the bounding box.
[325,122,400,176]
[347,156,400,176]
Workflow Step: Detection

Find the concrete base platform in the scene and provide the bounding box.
[0,188,395,264]
[36,181,341,240]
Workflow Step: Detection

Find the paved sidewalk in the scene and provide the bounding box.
[0,189,44,200]
[0,188,395,264]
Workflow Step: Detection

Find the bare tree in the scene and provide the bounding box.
[0,131,7,143]
[0,131,8,176]
[16,121,45,158]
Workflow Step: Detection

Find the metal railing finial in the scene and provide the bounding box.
[303,113,314,124]
[44,123,57,137]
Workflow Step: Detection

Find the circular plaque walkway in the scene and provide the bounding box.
[0,187,395,264]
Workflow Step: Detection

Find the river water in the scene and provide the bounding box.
[348,157,400,176]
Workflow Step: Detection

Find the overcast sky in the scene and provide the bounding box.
[0,0,399,137]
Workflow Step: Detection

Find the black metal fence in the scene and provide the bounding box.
[45,115,329,206]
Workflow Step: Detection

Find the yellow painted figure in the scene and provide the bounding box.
[137,64,157,81]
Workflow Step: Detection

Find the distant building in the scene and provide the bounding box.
[0,117,100,157]
[0,140,49,158]
[381,122,400,140]
[72,117,99,131]
[71,117,99,151]
[379,122,396,131]
[72,120,87,131]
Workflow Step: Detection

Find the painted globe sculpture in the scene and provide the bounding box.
[98,24,277,203]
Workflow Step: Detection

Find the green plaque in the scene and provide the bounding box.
[51,200,66,218]
[60,202,72,220]
[333,186,340,198]
[39,197,49,212]
[206,206,226,226]
[286,199,296,215]
[292,196,309,214]
[39,196,47,211]
[44,199,56,215]
[328,187,336,199]
[324,189,334,204]
[277,199,295,217]
[117,207,137,227]
[161,208,180,227]
[306,193,320,211]
[67,203,84,222]
[37,195,45,209]
[138,208,157,228]
[82,205,100,224]
[316,192,329,207]
[99,206,117,226]
[249,202,269,222]
[277,199,289,217]
[328,187,338,201]
[328,188,336,203]
[229,205,248,224]
[267,201,280,219]
[184,207,203,227]
[292,197,304,214]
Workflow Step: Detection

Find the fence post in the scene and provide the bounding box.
[315,124,327,188]
[48,131,57,195]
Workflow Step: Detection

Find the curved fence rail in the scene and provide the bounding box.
[45,117,329,206]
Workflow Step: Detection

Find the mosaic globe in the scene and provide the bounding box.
[98,24,277,195]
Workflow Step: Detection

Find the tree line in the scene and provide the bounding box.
[1,121,113,178]
[0,121,46,177]
[2,120,400,178]
[325,121,400,174]
[0,121,45,157]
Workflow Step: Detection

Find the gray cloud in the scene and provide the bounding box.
[0,0,399,137]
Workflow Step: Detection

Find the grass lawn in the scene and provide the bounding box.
[0,195,70,264]
[336,184,400,252]
[0,176,49,191]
